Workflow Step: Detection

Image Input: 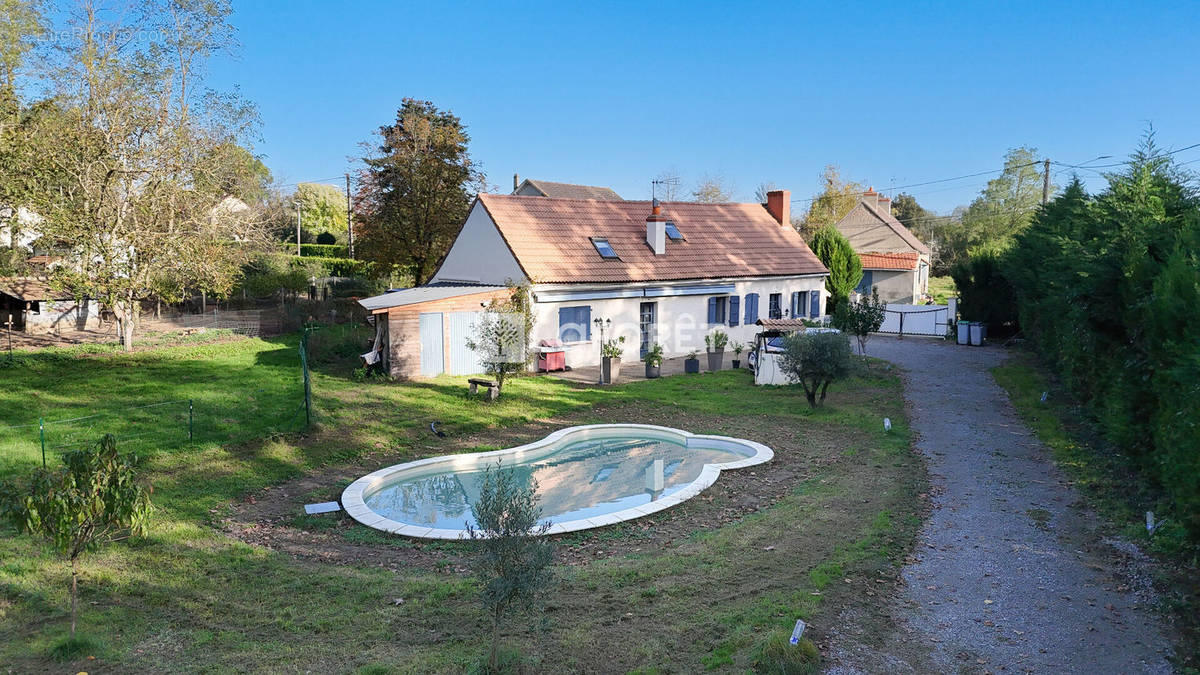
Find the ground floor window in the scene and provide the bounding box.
[558,305,591,342]
[768,293,782,319]
[856,270,874,295]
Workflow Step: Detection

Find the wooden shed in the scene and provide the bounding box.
[358,285,512,380]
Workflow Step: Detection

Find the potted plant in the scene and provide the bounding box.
[705,329,728,372]
[643,342,664,379]
[601,336,625,384]
[731,341,745,369]
[684,350,701,374]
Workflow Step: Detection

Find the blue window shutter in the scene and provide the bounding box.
[707,297,717,324]
[810,293,820,318]
[729,296,739,327]
[745,293,759,324]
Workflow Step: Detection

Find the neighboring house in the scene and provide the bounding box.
[359,190,830,379]
[0,278,101,333]
[833,189,931,303]
[512,175,622,200]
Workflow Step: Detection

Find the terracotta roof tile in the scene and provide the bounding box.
[859,252,920,271]
[478,194,828,284]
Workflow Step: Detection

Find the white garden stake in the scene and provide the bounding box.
[883,418,892,432]
[790,619,807,645]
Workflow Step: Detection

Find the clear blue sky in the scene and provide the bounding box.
[209,1,1200,213]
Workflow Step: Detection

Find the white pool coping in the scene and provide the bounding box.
[340,423,773,540]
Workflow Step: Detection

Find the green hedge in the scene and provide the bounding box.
[277,243,351,258]
[289,255,374,278]
[1004,157,1200,542]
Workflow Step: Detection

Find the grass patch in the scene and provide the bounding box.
[993,353,1199,670]
[927,275,956,304]
[0,330,928,672]
[48,634,102,662]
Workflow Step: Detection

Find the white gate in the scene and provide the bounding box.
[878,304,950,338]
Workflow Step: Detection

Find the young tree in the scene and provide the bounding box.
[15,0,268,350]
[779,331,854,407]
[800,165,865,236]
[465,282,534,395]
[833,287,887,356]
[356,99,484,285]
[808,226,862,313]
[0,434,153,638]
[466,463,554,672]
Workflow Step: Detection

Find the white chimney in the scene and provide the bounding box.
[646,198,666,255]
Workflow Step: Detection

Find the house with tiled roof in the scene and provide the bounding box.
[358,190,830,379]
[512,175,622,201]
[833,189,931,303]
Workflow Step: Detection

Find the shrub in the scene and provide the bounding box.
[833,287,887,355]
[643,343,664,367]
[779,331,853,407]
[950,247,1018,331]
[466,462,554,673]
[315,231,337,245]
[751,630,820,674]
[705,329,729,352]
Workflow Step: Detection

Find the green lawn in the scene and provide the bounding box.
[927,276,956,304]
[0,328,928,672]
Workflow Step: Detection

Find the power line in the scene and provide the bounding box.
[790,162,1040,204]
[1052,142,1200,169]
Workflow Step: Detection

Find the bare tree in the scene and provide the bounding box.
[692,173,733,203]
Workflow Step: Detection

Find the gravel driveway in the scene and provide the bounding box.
[832,336,1173,673]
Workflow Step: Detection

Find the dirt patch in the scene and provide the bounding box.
[222,402,837,572]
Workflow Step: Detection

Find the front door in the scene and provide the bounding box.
[639,302,657,358]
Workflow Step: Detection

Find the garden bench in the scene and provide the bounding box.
[468,377,499,401]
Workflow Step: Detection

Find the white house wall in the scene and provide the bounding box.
[531,276,827,368]
[429,201,526,286]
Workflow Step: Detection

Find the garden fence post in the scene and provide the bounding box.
[39,417,45,467]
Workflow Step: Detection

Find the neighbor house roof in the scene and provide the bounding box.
[358,285,506,313]
[859,252,920,271]
[477,194,828,284]
[856,199,931,255]
[0,277,72,302]
[514,179,622,200]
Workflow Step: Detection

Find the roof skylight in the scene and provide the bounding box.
[664,221,683,240]
[591,237,618,259]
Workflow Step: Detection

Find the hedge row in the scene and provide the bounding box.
[962,152,1200,542]
[277,243,351,258]
[289,255,374,278]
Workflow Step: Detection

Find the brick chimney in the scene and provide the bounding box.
[646,198,667,255]
[878,194,892,214]
[513,173,519,192]
[766,190,791,226]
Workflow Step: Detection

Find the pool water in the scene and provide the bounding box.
[363,435,752,530]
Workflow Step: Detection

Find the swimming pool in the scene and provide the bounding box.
[341,424,773,539]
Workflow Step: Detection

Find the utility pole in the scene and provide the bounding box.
[295,202,301,255]
[1042,158,1051,205]
[345,173,354,259]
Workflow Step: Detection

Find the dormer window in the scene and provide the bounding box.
[664,222,683,240]
[591,237,619,259]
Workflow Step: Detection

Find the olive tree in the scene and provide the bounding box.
[779,331,854,407]
[0,434,153,638]
[466,463,554,672]
[833,287,888,356]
